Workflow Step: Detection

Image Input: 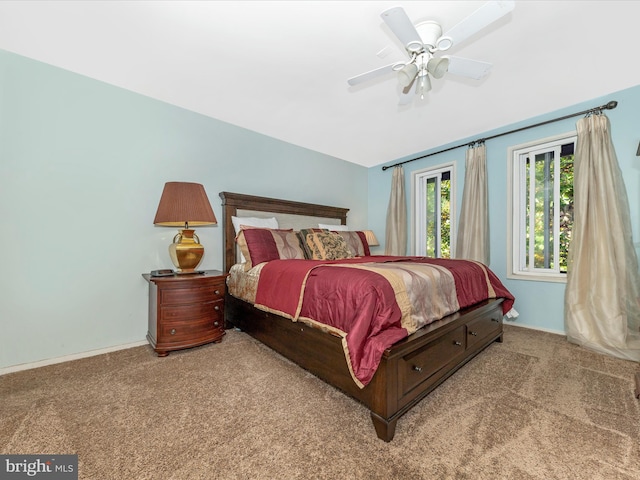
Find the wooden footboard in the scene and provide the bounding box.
[226,293,504,441]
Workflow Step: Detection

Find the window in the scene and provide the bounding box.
[508,133,576,282]
[413,164,455,258]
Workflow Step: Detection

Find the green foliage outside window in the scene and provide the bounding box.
[425,178,451,258]
[527,152,573,272]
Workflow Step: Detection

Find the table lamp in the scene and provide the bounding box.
[153,182,217,273]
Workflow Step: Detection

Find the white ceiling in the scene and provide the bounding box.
[1,1,639,168]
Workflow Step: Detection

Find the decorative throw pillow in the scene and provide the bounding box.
[333,231,371,257]
[236,227,305,271]
[306,231,354,260]
[297,228,328,259]
[231,216,279,263]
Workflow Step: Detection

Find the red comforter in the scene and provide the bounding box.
[253,256,514,388]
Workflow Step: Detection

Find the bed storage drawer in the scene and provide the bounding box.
[466,313,502,349]
[398,325,466,396]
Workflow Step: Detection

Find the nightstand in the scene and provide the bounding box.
[143,270,227,356]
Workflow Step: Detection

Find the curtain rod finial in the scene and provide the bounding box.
[606,100,618,110]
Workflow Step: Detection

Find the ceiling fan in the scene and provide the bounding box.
[347,1,515,104]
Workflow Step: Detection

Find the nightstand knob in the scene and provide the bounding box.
[453,341,462,346]
[412,365,422,372]
[469,331,478,336]
[170,329,176,335]
[214,290,220,295]
[214,321,219,327]
[214,305,220,311]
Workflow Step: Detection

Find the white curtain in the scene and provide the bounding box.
[565,113,640,361]
[385,166,407,256]
[456,144,489,264]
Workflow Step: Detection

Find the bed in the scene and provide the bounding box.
[219,191,514,441]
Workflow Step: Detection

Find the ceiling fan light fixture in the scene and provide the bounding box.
[418,73,431,99]
[427,57,450,79]
[406,40,424,54]
[435,36,453,51]
[398,63,418,87]
[415,21,443,50]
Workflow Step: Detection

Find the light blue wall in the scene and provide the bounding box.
[4,46,639,370]
[369,84,640,334]
[0,50,368,369]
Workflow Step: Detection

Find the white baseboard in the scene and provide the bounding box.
[504,320,566,337]
[1,323,565,376]
[0,340,149,376]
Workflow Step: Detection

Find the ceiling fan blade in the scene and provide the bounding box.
[347,63,397,86]
[441,0,515,49]
[381,7,422,50]
[444,56,492,80]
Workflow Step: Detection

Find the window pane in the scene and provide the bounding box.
[425,177,436,257]
[525,156,531,265]
[532,151,555,269]
[440,178,451,258]
[559,151,574,273]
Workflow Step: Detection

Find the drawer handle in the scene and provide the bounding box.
[412,365,422,372]
[491,318,500,322]
[469,331,478,336]
[170,329,176,335]
[214,305,220,311]
[453,341,462,346]
[214,321,219,327]
[214,290,220,295]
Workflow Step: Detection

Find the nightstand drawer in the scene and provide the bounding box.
[159,318,222,343]
[160,300,224,322]
[161,284,224,306]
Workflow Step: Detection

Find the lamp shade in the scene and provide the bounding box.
[398,63,418,88]
[153,182,217,227]
[427,57,450,79]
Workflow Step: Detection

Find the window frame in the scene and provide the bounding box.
[411,162,456,257]
[507,132,576,283]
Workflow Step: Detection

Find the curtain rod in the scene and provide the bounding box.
[381,100,618,171]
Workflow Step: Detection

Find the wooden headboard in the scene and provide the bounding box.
[219,192,349,272]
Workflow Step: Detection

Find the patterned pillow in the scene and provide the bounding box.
[306,231,354,260]
[333,231,371,257]
[297,228,328,259]
[236,227,305,271]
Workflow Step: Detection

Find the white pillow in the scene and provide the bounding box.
[232,216,278,234]
[318,223,348,231]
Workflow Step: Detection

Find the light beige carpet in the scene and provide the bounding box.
[1,325,639,479]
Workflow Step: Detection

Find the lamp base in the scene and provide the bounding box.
[169,229,204,273]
